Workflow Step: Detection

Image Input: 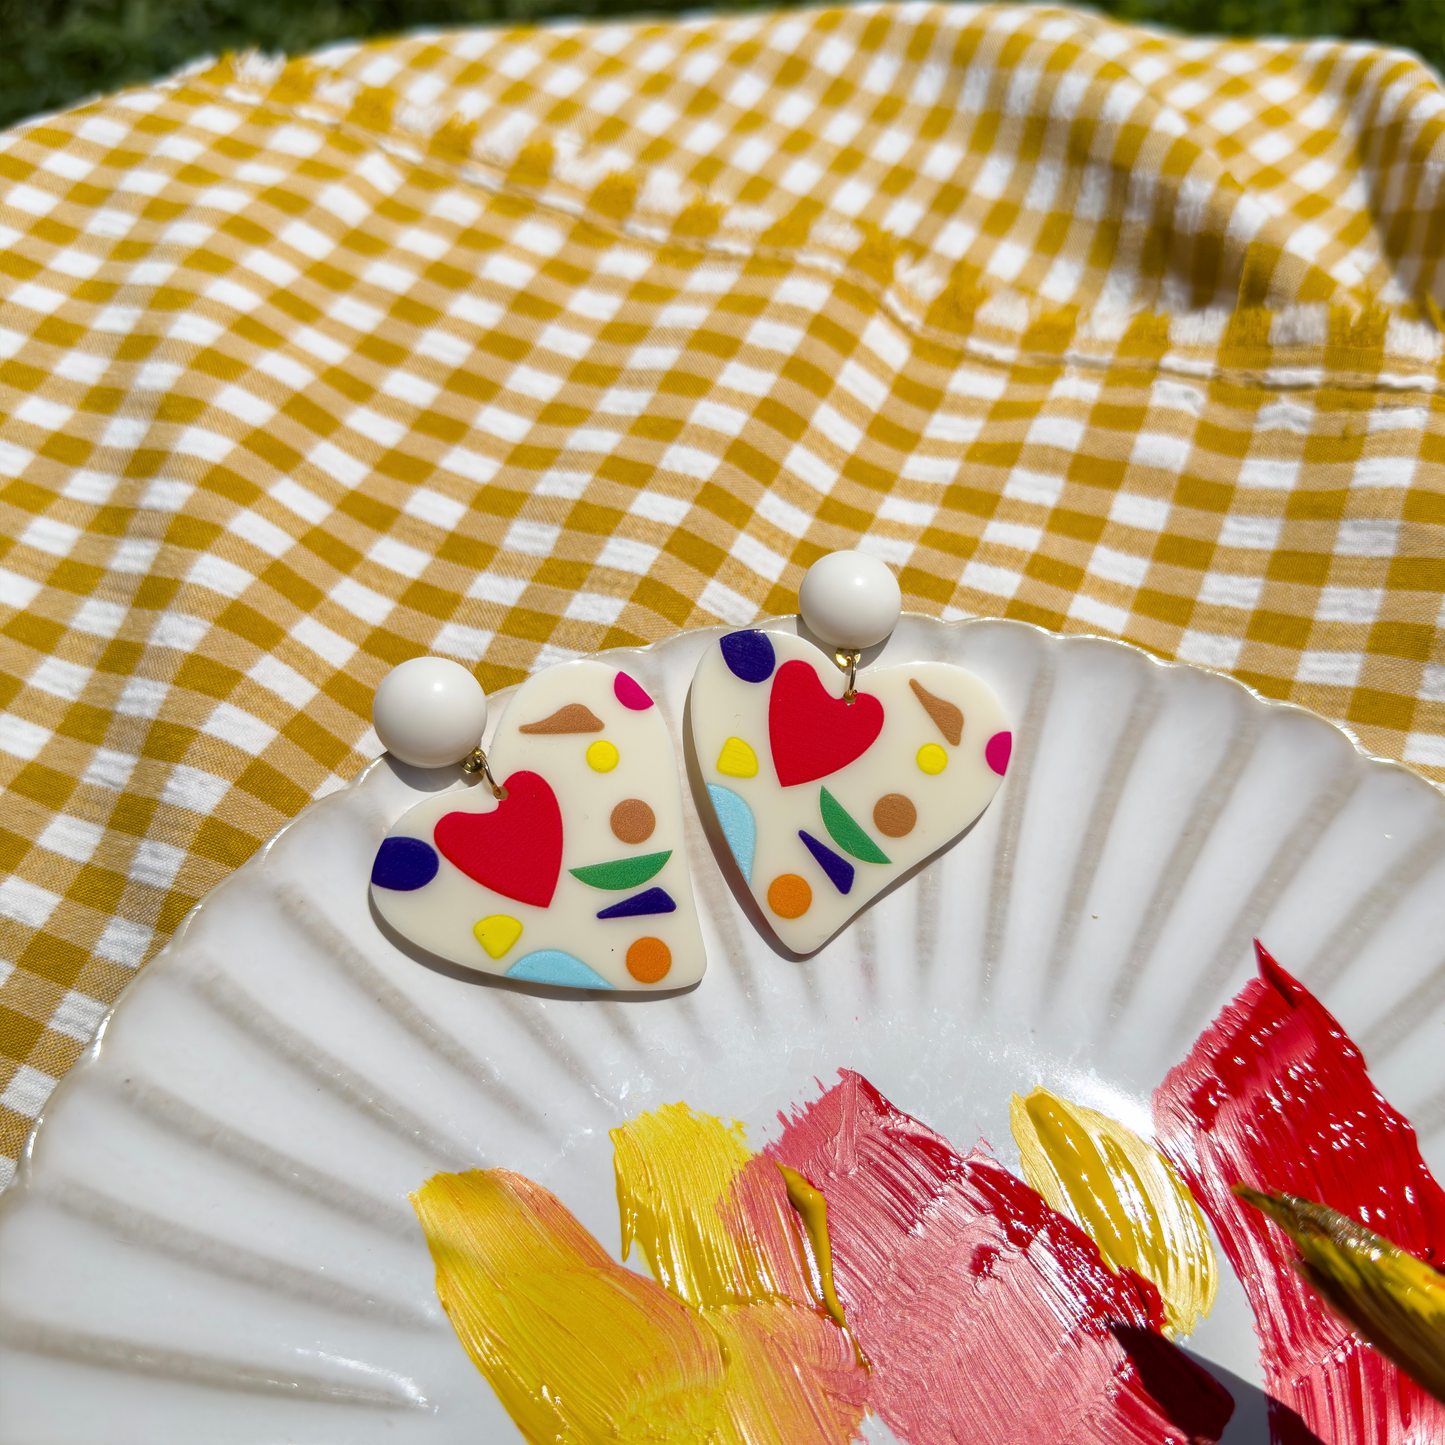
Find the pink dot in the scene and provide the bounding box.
[985,731,1012,776]
[614,671,654,710]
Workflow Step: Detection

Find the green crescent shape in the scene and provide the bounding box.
[819,788,891,865]
[569,850,672,890]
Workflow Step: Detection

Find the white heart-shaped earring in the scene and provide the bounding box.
[368,656,706,992]
[691,550,1012,953]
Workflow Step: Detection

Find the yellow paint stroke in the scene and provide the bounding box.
[611,1102,798,1306]
[611,1102,869,1443]
[1236,1185,1445,1406]
[705,1298,867,1444]
[410,1168,723,1442]
[414,1110,868,1445]
[1011,1088,1217,1338]
[777,1164,848,1330]
[716,736,759,779]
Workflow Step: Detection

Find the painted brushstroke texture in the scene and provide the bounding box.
[767,1071,1235,1445]
[1237,1187,1445,1408]
[410,1168,723,1442]
[610,1103,869,1445]
[777,1164,851,1333]
[1011,1087,1217,1338]
[412,1108,868,1445]
[1153,941,1445,1445]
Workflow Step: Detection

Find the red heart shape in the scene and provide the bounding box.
[433,770,563,907]
[768,659,885,787]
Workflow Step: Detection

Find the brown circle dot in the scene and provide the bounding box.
[874,794,917,838]
[768,874,813,919]
[611,798,656,844]
[626,936,672,983]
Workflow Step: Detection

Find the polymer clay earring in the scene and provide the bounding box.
[370,656,705,992]
[691,551,1012,953]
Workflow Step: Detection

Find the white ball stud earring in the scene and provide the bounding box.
[798,549,902,701]
[372,656,503,794]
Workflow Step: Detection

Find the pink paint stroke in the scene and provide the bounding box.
[766,1071,1234,1445]
[1153,940,1445,1445]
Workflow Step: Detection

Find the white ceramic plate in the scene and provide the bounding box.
[4,616,1445,1445]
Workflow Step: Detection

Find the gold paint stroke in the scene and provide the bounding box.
[1236,1185,1445,1406]
[1011,1088,1217,1338]
[777,1164,848,1331]
[410,1168,723,1442]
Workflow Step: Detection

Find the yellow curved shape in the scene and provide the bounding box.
[587,739,620,772]
[473,914,523,959]
[1010,1087,1217,1338]
[717,736,758,779]
[916,743,948,775]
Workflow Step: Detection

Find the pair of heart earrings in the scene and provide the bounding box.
[369,552,1012,992]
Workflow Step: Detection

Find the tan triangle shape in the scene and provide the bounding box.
[909,678,964,746]
[519,703,605,734]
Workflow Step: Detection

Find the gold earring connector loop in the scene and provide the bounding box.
[833,648,861,703]
[461,746,505,798]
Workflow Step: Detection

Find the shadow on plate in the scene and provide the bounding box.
[1175,1345,1326,1445]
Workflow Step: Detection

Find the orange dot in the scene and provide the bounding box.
[768,874,812,919]
[626,936,672,984]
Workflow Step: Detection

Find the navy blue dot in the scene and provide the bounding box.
[719,630,776,683]
[372,836,439,891]
[799,830,855,896]
[597,886,676,919]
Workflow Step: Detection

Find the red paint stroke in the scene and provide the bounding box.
[769,660,884,787]
[434,770,563,907]
[766,1071,1234,1444]
[1153,940,1445,1445]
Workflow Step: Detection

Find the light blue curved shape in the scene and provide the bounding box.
[708,784,756,883]
[505,950,613,989]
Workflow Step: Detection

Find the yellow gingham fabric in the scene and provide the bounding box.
[1,4,1444,1184]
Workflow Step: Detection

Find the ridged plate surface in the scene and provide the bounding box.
[3,617,1445,1444]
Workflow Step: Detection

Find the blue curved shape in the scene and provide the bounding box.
[598,887,676,920]
[800,830,855,895]
[371,836,439,891]
[719,629,775,683]
[505,950,614,989]
[708,784,756,882]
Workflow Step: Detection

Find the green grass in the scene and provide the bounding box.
[0,0,1441,132]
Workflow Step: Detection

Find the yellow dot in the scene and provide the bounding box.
[474,914,523,959]
[716,735,758,778]
[587,739,619,772]
[917,743,948,775]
